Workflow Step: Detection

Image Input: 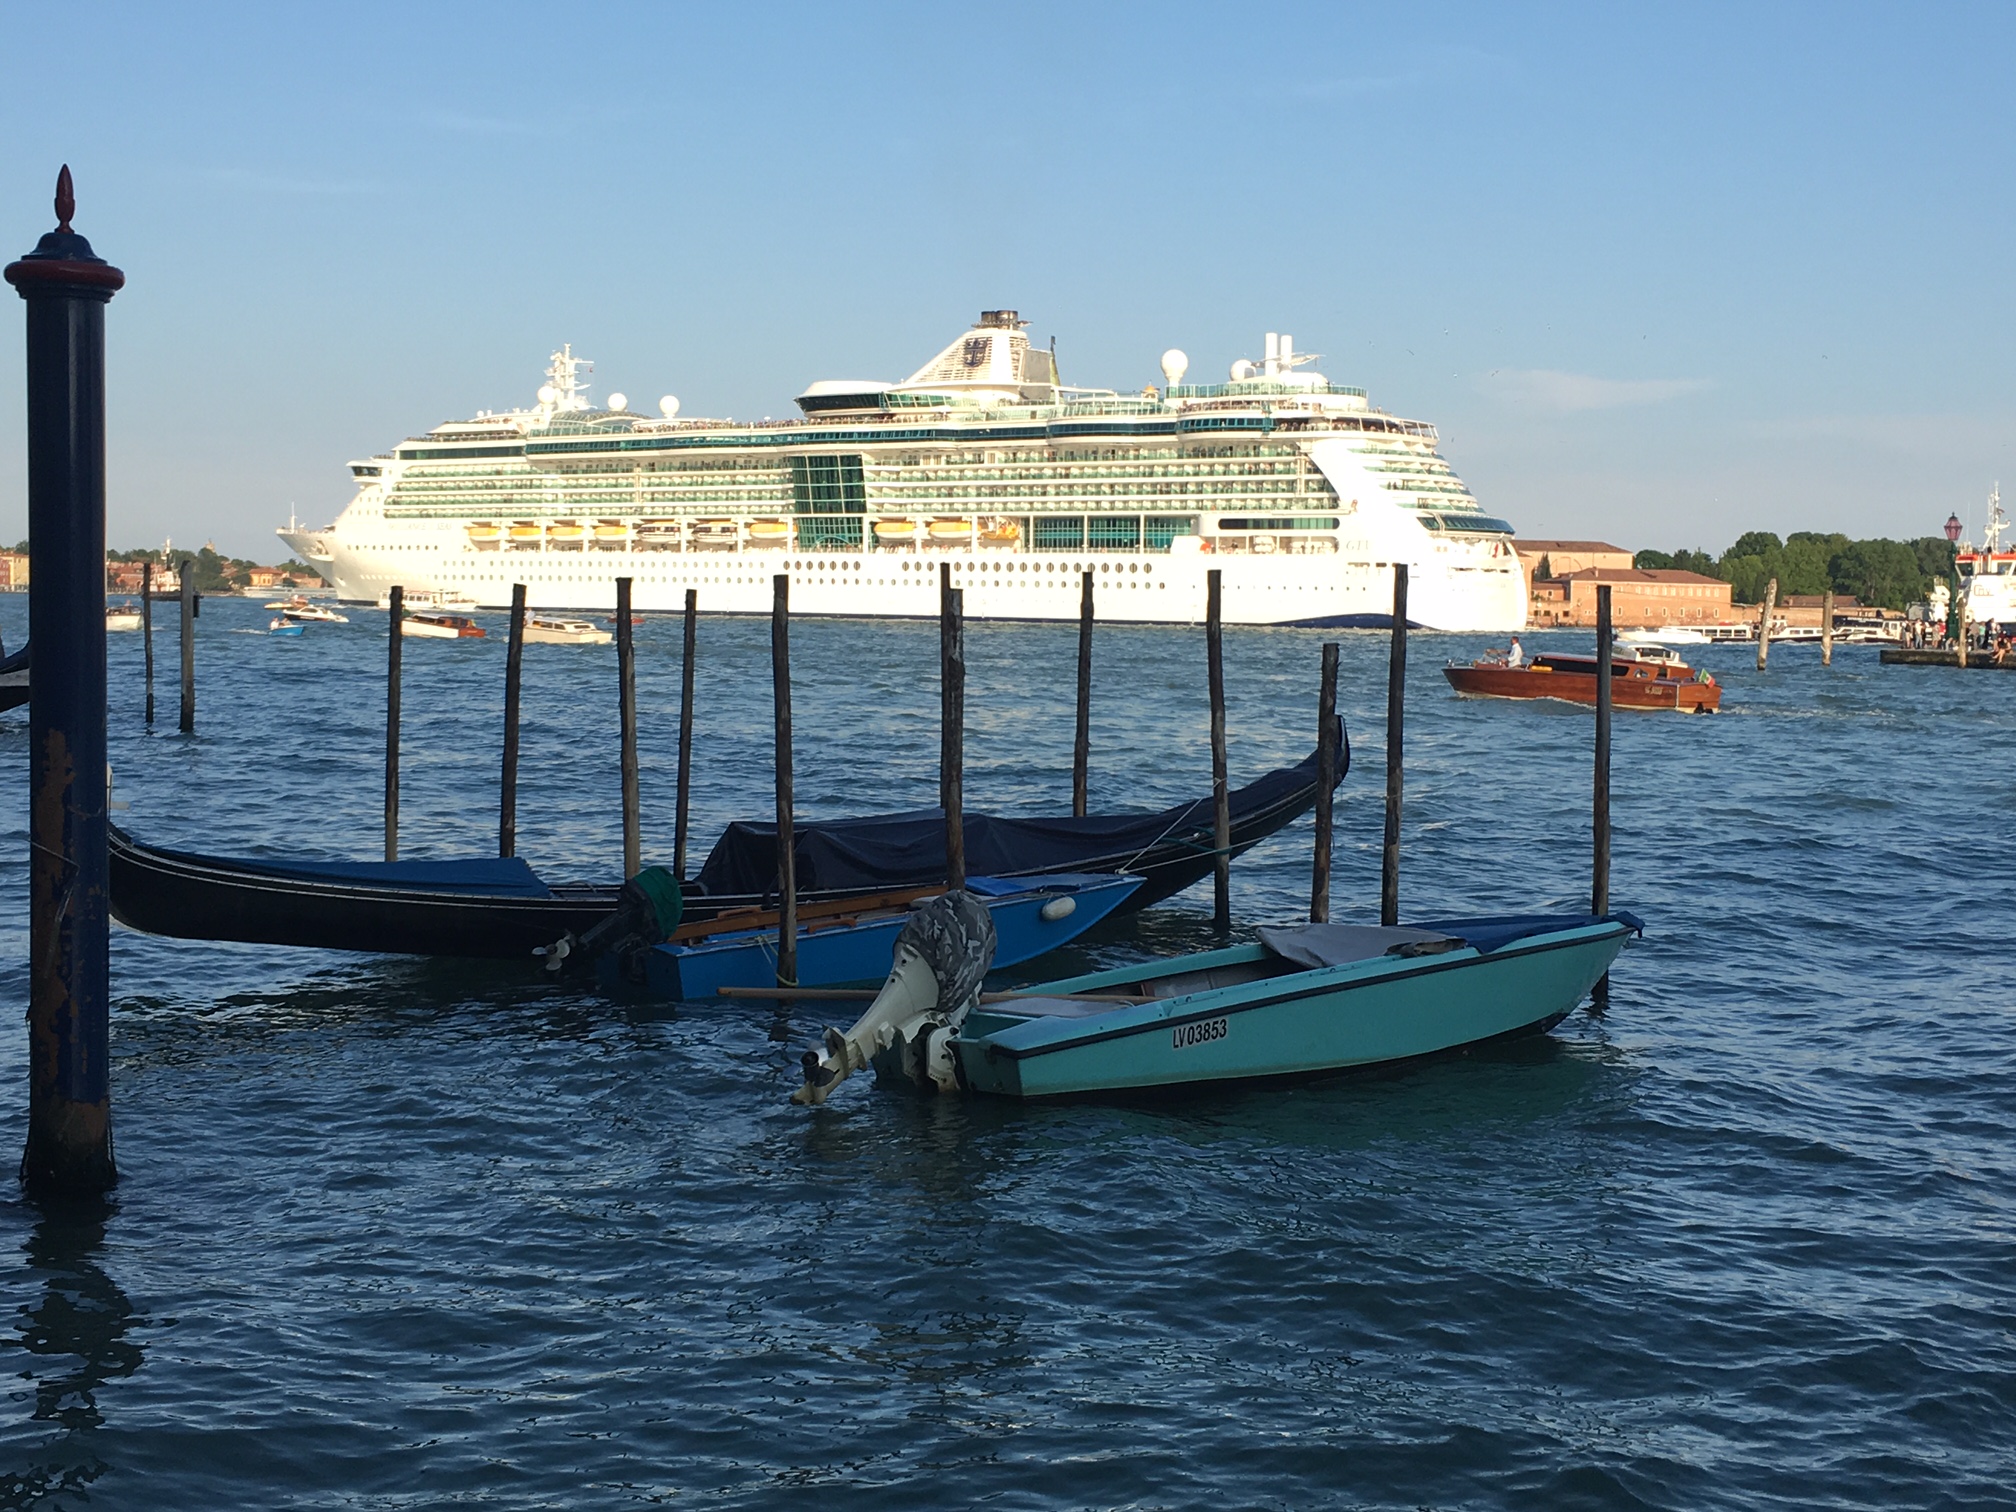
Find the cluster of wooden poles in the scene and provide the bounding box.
[356,564,1616,992]
[131,557,199,732]
[1753,578,1841,670]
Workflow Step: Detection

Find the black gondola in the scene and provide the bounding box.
[108,724,1345,960]
[0,642,27,714]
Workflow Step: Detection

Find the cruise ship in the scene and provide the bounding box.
[279,313,1526,630]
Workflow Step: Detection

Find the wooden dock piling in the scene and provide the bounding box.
[772,574,796,986]
[1756,577,1778,670]
[1310,641,1340,923]
[178,558,195,733]
[674,588,697,881]
[1380,565,1408,927]
[941,565,967,890]
[1073,568,1093,817]
[498,583,525,857]
[616,576,640,879]
[1593,584,1613,1008]
[141,558,154,725]
[384,585,402,861]
[1207,568,1230,931]
[9,164,124,1195]
[1821,589,1835,667]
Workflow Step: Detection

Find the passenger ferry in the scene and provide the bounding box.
[279,313,1526,630]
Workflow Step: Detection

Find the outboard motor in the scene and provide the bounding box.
[793,890,997,1105]
[538,865,683,978]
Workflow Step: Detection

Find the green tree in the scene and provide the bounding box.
[1907,536,1957,582]
[1671,548,1717,576]
[1722,554,1775,604]
[1780,533,1846,596]
[1829,538,1924,609]
[1727,530,1785,561]
[1633,548,1674,570]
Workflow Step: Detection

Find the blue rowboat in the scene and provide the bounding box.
[947,913,1640,1099]
[638,872,1142,999]
[267,616,306,637]
[791,903,1640,1105]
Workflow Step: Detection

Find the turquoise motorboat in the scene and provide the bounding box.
[791,898,1640,1105]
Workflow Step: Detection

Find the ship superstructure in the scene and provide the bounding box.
[280,314,1526,630]
[1957,485,2016,632]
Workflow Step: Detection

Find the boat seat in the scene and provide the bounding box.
[1256,923,1458,970]
[985,995,1136,1019]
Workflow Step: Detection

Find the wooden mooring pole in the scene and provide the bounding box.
[1380,564,1408,927]
[674,588,697,881]
[9,165,123,1195]
[1593,583,1614,1008]
[1072,568,1093,817]
[1756,577,1778,671]
[772,574,796,986]
[1206,568,1230,930]
[384,584,403,861]
[616,577,640,879]
[498,583,526,857]
[178,556,195,733]
[1310,641,1340,923]
[941,565,967,890]
[1821,589,1835,668]
[141,558,154,724]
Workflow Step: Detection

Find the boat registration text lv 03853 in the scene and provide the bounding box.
[1172,1017,1228,1051]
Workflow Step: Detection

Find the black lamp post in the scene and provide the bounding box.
[5,167,124,1196]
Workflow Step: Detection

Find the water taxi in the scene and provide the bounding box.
[523,616,612,645]
[1445,644,1721,712]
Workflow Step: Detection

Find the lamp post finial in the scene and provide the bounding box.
[55,165,74,233]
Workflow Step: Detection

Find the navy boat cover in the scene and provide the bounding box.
[692,739,1334,898]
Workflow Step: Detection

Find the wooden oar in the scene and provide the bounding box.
[670,884,943,943]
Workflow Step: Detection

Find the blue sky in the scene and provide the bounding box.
[3,2,2011,559]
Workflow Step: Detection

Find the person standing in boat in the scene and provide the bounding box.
[1505,635,1526,668]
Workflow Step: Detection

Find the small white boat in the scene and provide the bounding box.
[1618,626,1708,645]
[282,603,349,624]
[105,602,143,632]
[523,616,612,646]
[375,589,478,614]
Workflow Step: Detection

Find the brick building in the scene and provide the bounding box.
[0,552,26,591]
[1514,539,1633,587]
[1527,567,1734,628]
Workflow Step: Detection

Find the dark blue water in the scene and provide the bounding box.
[3,596,2011,1509]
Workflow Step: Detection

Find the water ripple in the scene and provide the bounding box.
[0,598,2011,1508]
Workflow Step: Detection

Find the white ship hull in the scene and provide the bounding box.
[279,525,1523,630]
[279,318,1529,632]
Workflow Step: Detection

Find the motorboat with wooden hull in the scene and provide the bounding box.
[636,873,1142,998]
[1445,647,1720,712]
[791,905,1640,1106]
[107,735,1339,959]
[404,612,486,639]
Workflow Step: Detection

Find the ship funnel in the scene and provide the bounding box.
[1264,332,1280,376]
